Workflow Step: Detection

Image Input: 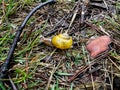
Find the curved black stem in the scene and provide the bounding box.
[0,0,56,81]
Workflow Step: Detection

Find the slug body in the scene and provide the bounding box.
[52,33,73,49]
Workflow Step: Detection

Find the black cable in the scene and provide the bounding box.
[0,0,56,85]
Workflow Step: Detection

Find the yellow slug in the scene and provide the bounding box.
[51,33,73,49]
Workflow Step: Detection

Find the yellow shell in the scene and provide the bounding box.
[51,33,73,49]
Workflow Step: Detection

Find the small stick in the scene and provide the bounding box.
[85,21,103,34]
[68,55,107,82]
[65,8,78,34]
[68,65,89,82]
[44,15,66,37]
[103,0,108,10]
[90,3,107,9]
[80,0,89,25]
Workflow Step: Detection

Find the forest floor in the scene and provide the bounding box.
[0,0,120,90]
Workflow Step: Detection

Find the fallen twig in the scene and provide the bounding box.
[80,0,89,25]
[68,53,108,83]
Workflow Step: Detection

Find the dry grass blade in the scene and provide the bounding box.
[45,60,61,90]
[8,75,18,90]
[108,57,120,72]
